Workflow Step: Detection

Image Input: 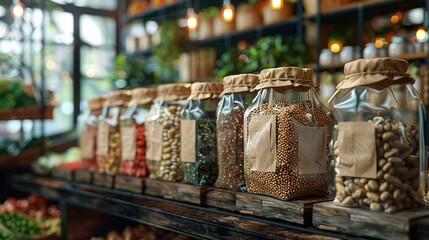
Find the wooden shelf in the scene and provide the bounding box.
[10,174,429,239]
[9,174,359,240]
[126,16,300,57]
[0,105,54,121]
[396,52,428,61]
[125,0,187,22]
[1,147,42,168]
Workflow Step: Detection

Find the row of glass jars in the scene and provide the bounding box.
[320,37,427,67]
[78,58,426,214]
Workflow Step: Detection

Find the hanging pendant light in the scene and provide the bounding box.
[11,0,25,18]
[187,7,198,30]
[270,0,284,10]
[221,0,235,22]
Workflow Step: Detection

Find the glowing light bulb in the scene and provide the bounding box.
[221,3,235,22]
[329,40,342,53]
[416,28,427,41]
[11,1,25,18]
[390,12,402,25]
[187,8,198,30]
[270,0,284,10]
[375,38,384,48]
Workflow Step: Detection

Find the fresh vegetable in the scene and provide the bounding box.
[0,212,41,238]
[0,231,14,240]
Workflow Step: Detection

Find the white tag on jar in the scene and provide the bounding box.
[96,122,109,157]
[181,119,196,163]
[146,121,163,161]
[294,121,327,175]
[80,130,95,159]
[247,115,277,172]
[338,122,377,179]
[121,127,136,161]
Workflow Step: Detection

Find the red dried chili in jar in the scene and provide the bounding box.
[119,88,157,177]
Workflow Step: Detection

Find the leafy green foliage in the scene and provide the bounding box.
[215,35,307,78]
[147,20,182,84]
[107,54,154,89]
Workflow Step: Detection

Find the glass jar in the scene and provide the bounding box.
[244,67,333,200]
[78,96,105,171]
[389,36,407,57]
[181,82,223,186]
[119,88,157,177]
[216,74,258,191]
[363,43,377,59]
[145,84,191,181]
[328,58,426,213]
[340,46,355,64]
[319,49,334,67]
[96,90,131,174]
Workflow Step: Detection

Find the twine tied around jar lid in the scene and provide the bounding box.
[129,87,157,106]
[220,74,259,97]
[255,66,314,90]
[337,57,415,90]
[87,96,106,110]
[154,83,192,102]
[187,82,224,100]
[105,90,131,107]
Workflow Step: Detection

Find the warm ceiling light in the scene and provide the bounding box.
[11,1,25,18]
[329,40,342,53]
[186,8,198,30]
[221,0,235,22]
[416,27,427,41]
[375,38,384,48]
[270,0,284,10]
[390,12,402,25]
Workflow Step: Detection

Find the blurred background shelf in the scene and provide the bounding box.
[0,105,54,121]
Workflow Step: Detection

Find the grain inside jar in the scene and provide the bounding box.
[244,67,333,200]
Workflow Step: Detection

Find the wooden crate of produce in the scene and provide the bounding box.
[144,179,206,205]
[203,187,236,211]
[92,172,115,188]
[51,168,74,182]
[114,175,144,193]
[313,201,429,240]
[236,192,333,225]
[74,169,93,184]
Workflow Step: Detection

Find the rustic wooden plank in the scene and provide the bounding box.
[236,192,333,225]
[204,187,236,211]
[74,169,93,184]
[313,201,429,240]
[92,172,114,188]
[114,175,144,193]
[144,178,180,201]
[177,183,206,205]
[144,179,206,205]
[51,168,75,182]
[0,105,54,120]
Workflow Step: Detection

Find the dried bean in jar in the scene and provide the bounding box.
[334,117,424,212]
